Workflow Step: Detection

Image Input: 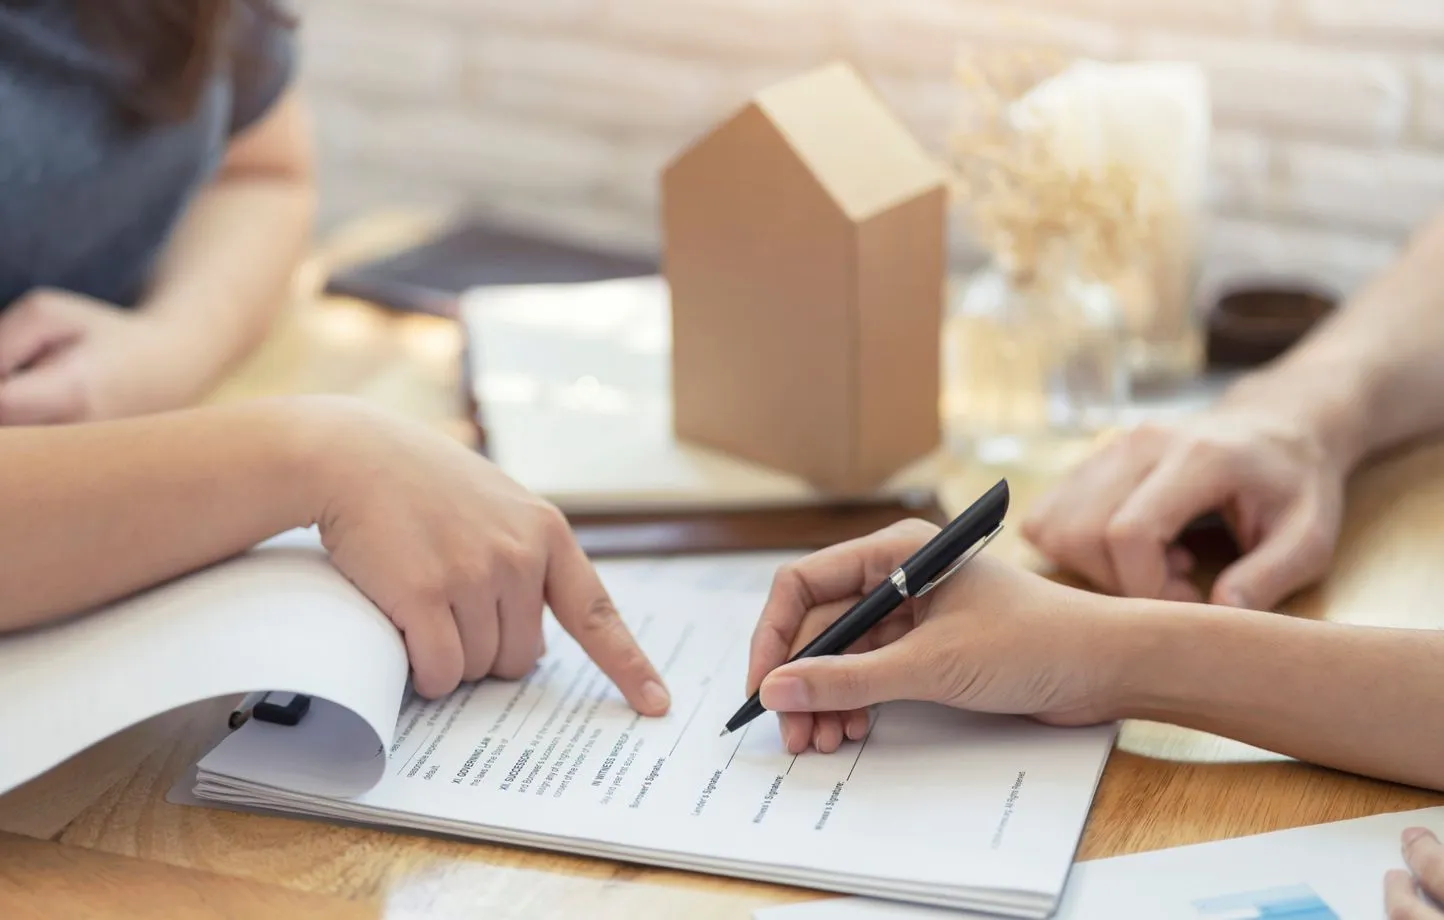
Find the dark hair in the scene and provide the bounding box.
[74,0,292,125]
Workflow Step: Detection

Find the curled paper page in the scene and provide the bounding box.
[0,529,409,799]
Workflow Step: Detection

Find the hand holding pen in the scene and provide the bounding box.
[732,480,1021,754]
[735,477,1149,754]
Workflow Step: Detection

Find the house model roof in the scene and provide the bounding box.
[747,62,948,222]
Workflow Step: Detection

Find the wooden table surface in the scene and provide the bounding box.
[3,213,1442,918]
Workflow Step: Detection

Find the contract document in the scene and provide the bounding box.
[0,533,1114,917]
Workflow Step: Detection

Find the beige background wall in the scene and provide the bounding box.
[299,0,1444,300]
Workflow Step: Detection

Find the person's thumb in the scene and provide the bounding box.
[759,637,929,713]
[1210,499,1335,611]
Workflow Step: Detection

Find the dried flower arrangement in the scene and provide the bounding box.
[948,46,1162,295]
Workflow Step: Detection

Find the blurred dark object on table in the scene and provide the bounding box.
[1205,284,1338,369]
[323,219,657,318]
[1180,510,1241,556]
[1176,510,1244,597]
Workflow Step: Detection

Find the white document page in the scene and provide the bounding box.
[460,276,943,514]
[0,529,408,797]
[754,806,1444,920]
[194,554,1116,916]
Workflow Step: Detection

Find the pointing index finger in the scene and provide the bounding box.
[544,524,670,716]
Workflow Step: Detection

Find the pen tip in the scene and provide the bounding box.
[718,729,730,738]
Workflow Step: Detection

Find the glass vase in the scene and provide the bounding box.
[942,262,1127,471]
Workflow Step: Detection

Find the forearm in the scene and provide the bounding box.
[1118,603,1444,791]
[1228,212,1444,469]
[0,399,330,631]
[138,172,314,400]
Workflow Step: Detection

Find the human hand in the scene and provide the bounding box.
[746,519,1123,754]
[0,288,188,424]
[1386,827,1444,918]
[308,400,671,713]
[1021,399,1348,611]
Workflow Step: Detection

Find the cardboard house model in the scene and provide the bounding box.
[662,62,948,496]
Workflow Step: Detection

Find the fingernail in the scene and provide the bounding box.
[641,680,670,712]
[787,722,809,755]
[1221,588,1247,608]
[845,712,869,741]
[1404,827,1436,848]
[761,676,810,711]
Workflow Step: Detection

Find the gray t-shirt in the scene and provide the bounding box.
[0,2,295,309]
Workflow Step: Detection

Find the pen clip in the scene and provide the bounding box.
[915,523,1003,598]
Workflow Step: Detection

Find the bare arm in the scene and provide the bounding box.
[1233,211,1444,468]
[1120,603,1444,791]
[748,529,1444,792]
[0,400,321,630]
[1021,211,1444,610]
[0,394,671,712]
[136,88,316,403]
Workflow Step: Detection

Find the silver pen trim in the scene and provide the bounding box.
[888,568,909,598]
[915,523,1003,598]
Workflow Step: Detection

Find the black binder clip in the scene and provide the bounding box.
[230,691,312,729]
[254,691,311,726]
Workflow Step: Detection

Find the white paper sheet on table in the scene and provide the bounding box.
[460,275,945,514]
[753,807,1444,920]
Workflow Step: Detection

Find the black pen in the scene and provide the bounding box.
[719,478,1010,737]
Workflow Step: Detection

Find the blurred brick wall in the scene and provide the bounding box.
[300,0,1444,297]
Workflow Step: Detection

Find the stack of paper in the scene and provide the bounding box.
[185,546,1115,917]
[0,531,1117,917]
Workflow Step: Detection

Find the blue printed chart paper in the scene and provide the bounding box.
[1194,884,1339,920]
